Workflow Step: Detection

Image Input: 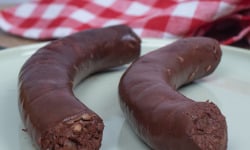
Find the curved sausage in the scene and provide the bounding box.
[18,25,141,150]
[119,37,227,150]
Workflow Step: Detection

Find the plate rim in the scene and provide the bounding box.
[0,38,249,56]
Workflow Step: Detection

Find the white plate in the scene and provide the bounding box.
[0,38,249,150]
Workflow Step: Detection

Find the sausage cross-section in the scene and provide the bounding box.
[119,37,227,150]
[18,25,141,150]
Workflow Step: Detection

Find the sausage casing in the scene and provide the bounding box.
[18,25,141,150]
[119,37,227,150]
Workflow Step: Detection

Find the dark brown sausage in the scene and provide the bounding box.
[18,25,141,150]
[119,37,227,150]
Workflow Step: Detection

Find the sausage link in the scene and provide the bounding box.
[18,25,141,150]
[119,37,227,150]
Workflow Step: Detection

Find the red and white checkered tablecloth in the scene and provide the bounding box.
[0,0,250,45]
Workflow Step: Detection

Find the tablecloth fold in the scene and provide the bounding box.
[0,0,249,46]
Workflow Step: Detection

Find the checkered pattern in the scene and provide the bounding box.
[0,0,250,45]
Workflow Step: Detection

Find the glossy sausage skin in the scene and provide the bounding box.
[119,37,227,150]
[18,25,141,150]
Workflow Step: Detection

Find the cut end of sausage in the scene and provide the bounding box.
[40,113,104,150]
[185,101,227,150]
